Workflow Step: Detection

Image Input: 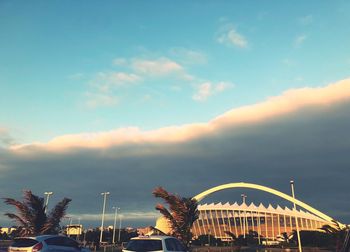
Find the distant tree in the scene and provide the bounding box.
[224,231,236,246]
[153,187,199,248]
[3,190,71,236]
[192,234,221,246]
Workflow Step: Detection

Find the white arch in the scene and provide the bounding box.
[193,182,344,228]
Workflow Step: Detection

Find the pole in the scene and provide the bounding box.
[241,194,247,238]
[290,180,302,252]
[118,211,122,244]
[44,192,53,214]
[112,207,120,244]
[100,192,110,243]
[67,216,72,237]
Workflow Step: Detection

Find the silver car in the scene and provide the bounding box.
[8,235,90,252]
[123,236,187,252]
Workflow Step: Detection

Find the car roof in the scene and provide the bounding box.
[16,235,70,242]
[131,236,175,241]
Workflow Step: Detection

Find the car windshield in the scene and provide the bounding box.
[125,239,162,252]
[11,238,38,247]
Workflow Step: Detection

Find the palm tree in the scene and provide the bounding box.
[153,187,199,248]
[3,190,71,236]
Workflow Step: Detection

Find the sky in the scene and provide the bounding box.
[0,0,350,228]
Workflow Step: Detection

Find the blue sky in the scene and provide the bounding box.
[1,1,350,228]
[1,0,349,144]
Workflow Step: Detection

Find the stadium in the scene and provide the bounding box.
[155,182,343,241]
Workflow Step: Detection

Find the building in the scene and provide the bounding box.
[192,202,330,241]
[155,182,342,241]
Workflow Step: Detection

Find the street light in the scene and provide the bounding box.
[241,194,247,238]
[290,180,302,252]
[44,192,53,214]
[241,194,247,204]
[118,210,122,244]
[65,216,73,237]
[112,207,120,244]
[100,192,110,243]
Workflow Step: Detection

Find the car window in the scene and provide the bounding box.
[62,237,79,248]
[165,239,175,251]
[126,239,162,251]
[45,237,78,248]
[11,238,38,247]
[45,237,64,246]
[165,238,186,252]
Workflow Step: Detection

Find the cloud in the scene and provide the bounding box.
[2,78,350,226]
[294,34,307,47]
[169,48,207,65]
[0,128,15,147]
[217,24,248,48]
[131,57,183,77]
[84,72,141,108]
[11,78,350,151]
[92,72,141,92]
[192,81,233,101]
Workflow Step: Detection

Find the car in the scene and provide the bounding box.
[122,236,187,252]
[8,235,91,252]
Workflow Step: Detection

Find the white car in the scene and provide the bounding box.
[8,235,90,252]
[123,236,187,252]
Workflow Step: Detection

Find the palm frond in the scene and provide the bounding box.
[153,187,199,247]
[42,198,71,234]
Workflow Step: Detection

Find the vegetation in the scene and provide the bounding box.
[3,190,71,236]
[319,221,349,251]
[153,187,199,248]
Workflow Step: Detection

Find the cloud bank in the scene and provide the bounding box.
[2,78,350,227]
[12,78,350,152]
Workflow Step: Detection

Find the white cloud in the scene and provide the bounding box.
[169,48,207,65]
[10,78,350,152]
[192,81,233,101]
[294,34,307,47]
[0,128,15,147]
[217,24,248,48]
[131,57,183,76]
[93,72,141,91]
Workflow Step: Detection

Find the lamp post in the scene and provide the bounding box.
[118,210,122,244]
[112,207,120,244]
[66,216,73,237]
[44,192,53,213]
[100,192,110,243]
[241,194,247,238]
[290,180,302,252]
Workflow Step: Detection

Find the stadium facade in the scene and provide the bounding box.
[192,202,330,240]
[155,182,342,241]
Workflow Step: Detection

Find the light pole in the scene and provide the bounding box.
[66,216,73,237]
[290,180,302,252]
[241,194,247,238]
[100,192,110,243]
[112,207,120,244]
[44,192,53,213]
[118,210,122,244]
